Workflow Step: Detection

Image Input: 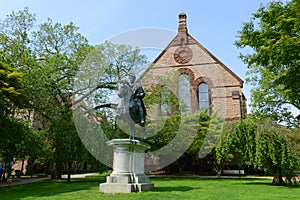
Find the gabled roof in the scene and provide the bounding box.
[141,13,244,88]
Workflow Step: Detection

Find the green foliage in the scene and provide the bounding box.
[72,108,115,171]
[146,114,181,151]
[142,74,222,173]
[215,117,300,185]
[0,116,42,164]
[187,112,211,155]
[215,122,236,166]
[144,84,180,112]
[0,7,96,178]
[233,119,257,166]
[0,62,26,114]
[0,7,149,178]
[144,82,211,154]
[73,40,147,111]
[145,111,213,172]
[0,62,34,166]
[254,121,300,185]
[236,0,300,125]
[0,7,36,67]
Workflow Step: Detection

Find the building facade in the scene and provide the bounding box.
[141,13,246,120]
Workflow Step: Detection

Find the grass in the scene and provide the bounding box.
[0,176,299,200]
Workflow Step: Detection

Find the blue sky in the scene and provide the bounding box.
[0,0,289,112]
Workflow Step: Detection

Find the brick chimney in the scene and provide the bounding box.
[178,13,188,33]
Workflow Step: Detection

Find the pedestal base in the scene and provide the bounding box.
[100,183,154,194]
[100,139,154,194]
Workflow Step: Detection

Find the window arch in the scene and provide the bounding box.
[161,86,171,116]
[198,82,210,113]
[178,74,191,114]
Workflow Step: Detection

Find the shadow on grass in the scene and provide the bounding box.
[241,181,300,188]
[56,177,106,184]
[0,177,105,200]
[153,186,195,192]
[219,177,300,189]
[150,177,211,181]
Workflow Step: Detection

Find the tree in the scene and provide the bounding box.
[235,0,300,126]
[0,8,149,179]
[215,118,300,185]
[0,7,36,68]
[0,62,32,171]
[254,120,299,185]
[72,41,147,111]
[28,16,93,179]
[0,8,92,179]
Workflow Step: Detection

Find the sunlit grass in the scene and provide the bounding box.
[0,176,299,200]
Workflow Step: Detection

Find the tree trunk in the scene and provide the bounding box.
[26,157,35,178]
[67,172,71,183]
[21,159,25,175]
[52,161,62,179]
[67,162,72,183]
[52,136,63,179]
[272,167,284,185]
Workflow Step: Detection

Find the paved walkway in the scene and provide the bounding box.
[0,177,50,187]
[61,172,99,179]
[0,173,99,187]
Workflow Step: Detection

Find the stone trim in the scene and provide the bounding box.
[176,68,194,113]
[193,77,213,114]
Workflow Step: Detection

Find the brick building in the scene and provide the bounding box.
[141,13,246,120]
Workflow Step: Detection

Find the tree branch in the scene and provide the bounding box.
[85,103,117,113]
[72,82,117,106]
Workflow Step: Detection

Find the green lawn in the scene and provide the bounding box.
[0,176,299,200]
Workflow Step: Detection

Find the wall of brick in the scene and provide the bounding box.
[140,13,246,120]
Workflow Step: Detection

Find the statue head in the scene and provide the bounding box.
[128,73,136,84]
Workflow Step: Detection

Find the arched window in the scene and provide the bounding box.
[178,74,191,114]
[198,83,210,113]
[161,86,171,116]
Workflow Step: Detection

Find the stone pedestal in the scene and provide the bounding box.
[100,139,154,194]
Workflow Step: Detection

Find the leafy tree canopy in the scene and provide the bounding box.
[0,62,26,115]
[0,7,149,179]
[236,0,300,125]
[215,118,300,186]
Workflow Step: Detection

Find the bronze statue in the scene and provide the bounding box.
[115,73,146,140]
[128,73,146,125]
